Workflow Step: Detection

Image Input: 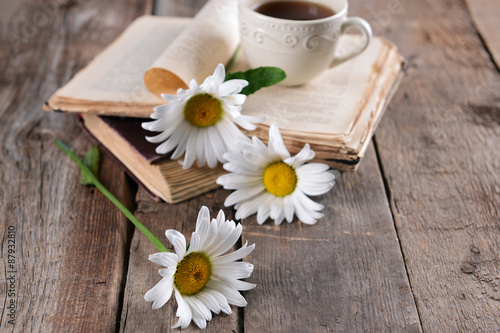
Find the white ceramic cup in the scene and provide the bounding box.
[238,0,372,86]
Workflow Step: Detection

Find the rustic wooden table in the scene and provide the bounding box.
[1,0,499,332]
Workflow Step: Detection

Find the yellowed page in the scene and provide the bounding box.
[54,16,191,106]
[143,0,239,96]
[240,37,385,141]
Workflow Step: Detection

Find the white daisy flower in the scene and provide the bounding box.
[145,206,256,329]
[142,63,265,169]
[217,123,336,225]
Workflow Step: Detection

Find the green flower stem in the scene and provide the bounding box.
[225,45,241,74]
[55,140,168,253]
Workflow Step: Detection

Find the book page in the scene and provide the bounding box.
[143,0,239,96]
[54,16,191,105]
[240,37,384,139]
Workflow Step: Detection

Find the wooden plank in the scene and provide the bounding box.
[118,1,239,332]
[242,144,421,332]
[0,0,152,331]
[465,0,500,69]
[119,189,240,332]
[352,0,500,330]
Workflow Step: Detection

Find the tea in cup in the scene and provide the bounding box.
[238,0,372,86]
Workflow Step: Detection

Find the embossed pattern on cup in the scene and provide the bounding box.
[240,13,342,53]
[239,0,372,86]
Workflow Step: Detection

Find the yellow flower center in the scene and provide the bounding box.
[174,252,212,296]
[184,93,223,127]
[263,161,297,197]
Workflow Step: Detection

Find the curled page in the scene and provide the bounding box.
[144,0,239,96]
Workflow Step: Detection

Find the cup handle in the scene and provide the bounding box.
[329,17,372,68]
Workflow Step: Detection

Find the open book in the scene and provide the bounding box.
[45,0,241,115]
[45,1,404,173]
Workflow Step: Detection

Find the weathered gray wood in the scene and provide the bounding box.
[5,0,499,331]
[242,145,421,332]
[0,0,152,331]
[118,1,239,332]
[353,0,500,330]
[155,0,207,17]
[465,0,500,69]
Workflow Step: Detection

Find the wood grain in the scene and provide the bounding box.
[155,0,207,17]
[352,0,500,330]
[465,0,500,69]
[117,1,239,332]
[118,0,421,331]
[242,145,421,332]
[0,0,151,331]
[119,1,420,331]
[2,0,498,331]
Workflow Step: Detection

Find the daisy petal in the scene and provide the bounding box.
[256,200,271,224]
[283,195,295,223]
[196,128,207,167]
[224,185,265,206]
[207,125,226,162]
[148,252,178,268]
[195,207,211,241]
[274,208,286,225]
[159,267,176,278]
[223,279,256,291]
[270,196,282,220]
[165,229,186,260]
[217,174,263,189]
[212,63,226,84]
[211,242,255,265]
[160,93,179,102]
[187,232,201,254]
[207,280,248,307]
[195,292,221,314]
[268,122,290,159]
[172,290,193,329]
[296,189,325,211]
[285,143,315,168]
[234,193,269,221]
[182,128,198,169]
[298,180,334,196]
[185,297,212,329]
[170,122,190,159]
[296,162,330,175]
[213,261,254,279]
[204,128,219,167]
[144,276,173,310]
[219,80,248,97]
[291,193,321,224]
[207,223,242,258]
[205,288,232,314]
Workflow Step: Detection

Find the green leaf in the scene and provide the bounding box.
[80,146,100,185]
[225,67,286,96]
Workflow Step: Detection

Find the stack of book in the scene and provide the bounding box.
[44,0,404,203]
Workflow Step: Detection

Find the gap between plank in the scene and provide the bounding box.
[371,136,424,331]
[115,174,139,333]
[116,2,156,331]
